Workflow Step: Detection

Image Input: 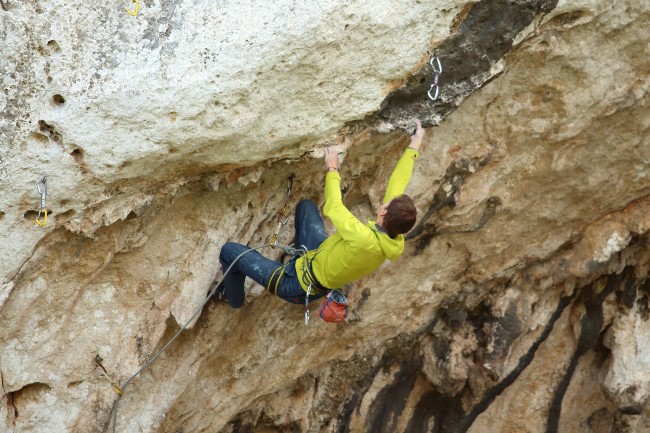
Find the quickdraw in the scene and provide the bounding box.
[428,50,443,101]
[35,177,48,227]
[270,174,295,246]
[93,356,123,396]
[304,285,311,325]
[126,0,139,16]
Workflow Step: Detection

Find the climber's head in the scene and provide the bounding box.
[377,194,416,238]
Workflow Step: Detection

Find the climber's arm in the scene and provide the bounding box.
[322,147,373,243]
[383,120,424,203]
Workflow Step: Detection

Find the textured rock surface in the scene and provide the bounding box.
[1,0,650,432]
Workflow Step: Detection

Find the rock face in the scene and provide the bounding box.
[1,0,649,432]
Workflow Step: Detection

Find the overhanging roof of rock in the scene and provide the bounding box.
[379,0,558,129]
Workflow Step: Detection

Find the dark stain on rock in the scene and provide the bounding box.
[586,408,614,431]
[337,284,572,433]
[336,361,386,433]
[378,0,560,130]
[405,390,466,433]
[637,290,650,321]
[640,275,650,297]
[407,156,492,242]
[545,269,628,433]
[616,269,637,310]
[365,357,422,433]
[456,290,576,433]
[412,229,437,256]
[431,334,452,363]
[492,304,523,357]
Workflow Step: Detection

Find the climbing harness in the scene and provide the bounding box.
[94,356,123,395]
[270,174,295,246]
[266,244,308,295]
[428,50,443,101]
[35,177,48,227]
[126,0,139,16]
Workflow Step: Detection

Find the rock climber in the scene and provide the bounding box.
[215,119,425,308]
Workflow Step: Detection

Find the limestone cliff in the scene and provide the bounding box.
[1,0,649,432]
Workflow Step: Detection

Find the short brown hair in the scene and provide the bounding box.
[384,195,416,238]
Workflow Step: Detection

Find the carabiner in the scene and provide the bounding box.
[428,53,443,101]
[428,84,440,101]
[430,55,442,74]
[304,287,311,326]
[35,177,48,227]
[36,209,48,227]
[126,0,139,16]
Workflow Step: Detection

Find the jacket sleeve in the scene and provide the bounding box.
[383,147,419,203]
[323,171,373,243]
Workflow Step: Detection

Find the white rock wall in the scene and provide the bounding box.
[0,0,464,289]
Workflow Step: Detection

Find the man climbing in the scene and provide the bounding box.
[216,119,425,308]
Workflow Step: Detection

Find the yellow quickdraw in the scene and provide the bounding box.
[36,209,48,227]
[126,0,139,16]
[270,174,295,246]
[110,382,123,396]
[94,356,123,395]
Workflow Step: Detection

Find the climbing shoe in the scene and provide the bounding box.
[207,275,246,308]
[207,282,226,302]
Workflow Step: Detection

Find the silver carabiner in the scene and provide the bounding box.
[430,55,442,74]
[35,177,49,227]
[428,84,440,101]
[428,54,443,101]
[36,176,47,209]
[304,285,311,325]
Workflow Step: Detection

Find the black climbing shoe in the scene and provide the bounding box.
[207,282,226,302]
[208,278,245,309]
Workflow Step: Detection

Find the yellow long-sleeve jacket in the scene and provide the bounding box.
[295,147,419,292]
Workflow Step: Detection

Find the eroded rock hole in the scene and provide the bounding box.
[67,380,83,389]
[0,211,5,220]
[38,120,53,133]
[30,132,49,143]
[549,10,586,28]
[52,94,65,105]
[12,382,52,415]
[46,40,61,53]
[38,120,63,144]
[24,210,54,220]
[56,209,75,220]
[70,147,84,163]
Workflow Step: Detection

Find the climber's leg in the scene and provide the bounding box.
[219,242,281,308]
[294,199,327,251]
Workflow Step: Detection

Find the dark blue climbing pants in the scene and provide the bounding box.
[218,199,329,308]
